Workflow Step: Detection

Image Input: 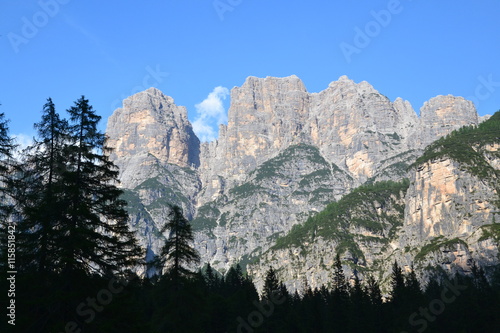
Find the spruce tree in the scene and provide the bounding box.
[405,264,422,301]
[16,98,68,273]
[0,110,16,272]
[365,274,382,307]
[60,96,142,275]
[263,266,281,300]
[159,204,200,281]
[332,253,349,300]
[389,261,405,305]
[0,110,15,218]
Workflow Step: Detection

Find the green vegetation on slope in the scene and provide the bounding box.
[248,144,331,183]
[273,180,410,256]
[415,110,500,181]
[191,202,220,232]
[414,236,468,262]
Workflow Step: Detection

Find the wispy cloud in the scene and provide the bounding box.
[192,86,230,142]
[11,133,34,159]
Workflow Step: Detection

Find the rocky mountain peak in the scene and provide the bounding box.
[105,76,490,283]
[106,88,200,187]
[418,95,478,147]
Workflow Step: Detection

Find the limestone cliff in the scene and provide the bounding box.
[249,113,500,292]
[418,95,478,147]
[107,87,200,188]
[105,75,494,284]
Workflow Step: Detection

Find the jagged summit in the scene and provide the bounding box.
[105,75,488,284]
[106,85,199,188]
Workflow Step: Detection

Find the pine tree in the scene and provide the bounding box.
[389,261,405,305]
[159,204,200,281]
[204,263,219,291]
[365,274,382,307]
[263,266,281,300]
[16,98,68,273]
[405,264,422,301]
[332,253,349,300]
[225,264,244,293]
[0,110,15,218]
[0,110,16,272]
[60,96,142,275]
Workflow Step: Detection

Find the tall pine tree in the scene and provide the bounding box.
[0,110,16,274]
[16,98,68,273]
[0,110,15,219]
[61,95,141,276]
[159,204,200,281]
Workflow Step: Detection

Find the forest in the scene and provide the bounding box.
[1,98,500,332]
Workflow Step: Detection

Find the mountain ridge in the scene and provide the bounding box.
[105,75,497,290]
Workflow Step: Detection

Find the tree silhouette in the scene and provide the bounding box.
[159,205,200,282]
[0,110,15,220]
[16,98,69,274]
[263,266,281,300]
[0,110,16,275]
[389,261,405,305]
[332,253,349,300]
[60,96,142,275]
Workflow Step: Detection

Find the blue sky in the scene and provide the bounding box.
[1,0,499,144]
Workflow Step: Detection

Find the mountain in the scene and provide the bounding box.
[250,113,500,292]
[105,75,497,289]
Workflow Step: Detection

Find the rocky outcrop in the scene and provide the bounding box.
[107,87,200,188]
[418,95,478,147]
[105,75,492,286]
[480,114,492,123]
[200,75,424,191]
[248,116,500,293]
[193,144,354,271]
[248,180,409,293]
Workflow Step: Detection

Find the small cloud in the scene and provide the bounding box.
[11,133,34,159]
[12,133,33,150]
[192,86,230,142]
[192,118,216,142]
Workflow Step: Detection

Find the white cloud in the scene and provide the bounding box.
[11,133,34,160]
[12,133,33,150]
[192,118,216,143]
[192,86,230,142]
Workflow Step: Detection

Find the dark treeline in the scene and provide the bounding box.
[6,257,500,332]
[1,100,500,332]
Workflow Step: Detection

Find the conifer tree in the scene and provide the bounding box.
[389,261,406,305]
[0,110,15,218]
[225,264,244,292]
[365,274,382,306]
[405,264,422,301]
[204,263,219,291]
[60,96,142,275]
[16,98,68,273]
[263,266,281,300]
[159,204,200,281]
[0,110,16,271]
[332,253,349,300]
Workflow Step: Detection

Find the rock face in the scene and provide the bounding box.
[107,87,200,188]
[418,95,477,147]
[249,115,499,293]
[105,75,495,286]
